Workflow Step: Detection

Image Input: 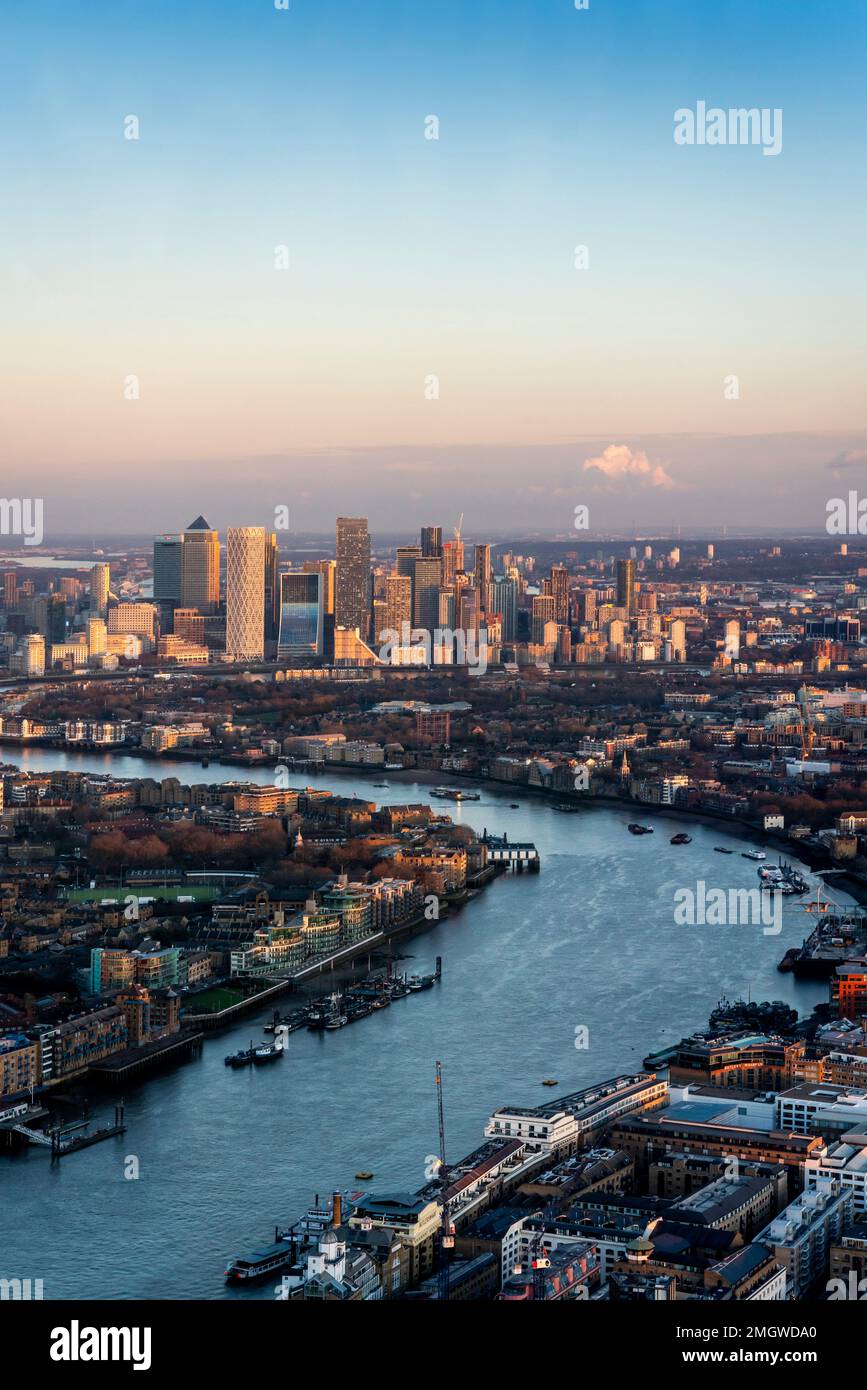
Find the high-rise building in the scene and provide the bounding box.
[153,536,183,630]
[548,564,569,624]
[380,573,412,644]
[411,556,442,631]
[724,619,740,661]
[421,526,443,558]
[46,593,67,644]
[669,618,686,661]
[616,559,635,616]
[491,575,518,642]
[277,571,324,663]
[225,526,266,661]
[86,617,107,657]
[442,538,464,588]
[302,559,336,615]
[474,543,491,616]
[335,517,371,639]
[89,563,110,617]
[181,516,220,615]
[263,533,279,643]
[532,595,556,645]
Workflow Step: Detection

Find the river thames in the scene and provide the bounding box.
[0,747,845,1299]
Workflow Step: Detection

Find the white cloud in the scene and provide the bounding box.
[583,444,674,489]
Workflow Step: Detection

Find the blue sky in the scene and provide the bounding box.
[0,0,865,533]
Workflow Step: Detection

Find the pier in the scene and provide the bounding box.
[481,831,541,872]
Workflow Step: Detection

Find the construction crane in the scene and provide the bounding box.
[435,1060,454,1300]
[453,513,463,543]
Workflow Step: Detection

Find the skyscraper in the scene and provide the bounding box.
[381,573,412,643]
[421,525,443,558]
[548,564,569,625]
[335,517,371,638]
[411,556,442,631]
[277,571,324,663]
[225,526,266,661]
[89,563,110,617]
[474,543,491,616]
[153,535,183,632]
[491,575,517,642]
[263,532,279,643]
[181,516,220,615]
[616,559,635,616]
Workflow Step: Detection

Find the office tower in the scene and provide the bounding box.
[302,559,336,615]
[616,559,635,616]
[576,588,597,627]
[46,593,67,644]
[335,517,371,639]
[411,556,442,631]
[2,572,18,608]
[724,618,740,661]
[26,633,45,676]
[437,587,456,628]
[174,608,206,645]
[181,516,220,615]
[491,575,517,642]
[86,617,107,657]
[263,533,279,643]
[668,547,680,567]
[89,562,110,617]
[108,602,158,642]
[153,535,183,630]
[420,526,443,558]
[457,586,480,635]
[548,564,569,624]
[474,543,491,616]
[59,577,82,601]
[442,538,463,588]
[277,571,324,663]
[225,526,266,661]
[380,573,412,643]
[532,595,556,645]
[669,618,686,661]
[707,543,715,560]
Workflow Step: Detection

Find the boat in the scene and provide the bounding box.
[306,1009,328,1032]
[355,1171,374,1181]
[741,850,766,861]
[509,803,519,809]
[225,1242,294,1283]
[432,786,481,801]
[224,1046,256,1068]
[373,781,389,788]
[670,833,691,845]
[253,1044,283,1064]
[627,824,653,835]
[408,974,436,991]
[201,757,210,768]
[714,846,733,854]
[541,1079,559,1087]
[325,1013,349,1030]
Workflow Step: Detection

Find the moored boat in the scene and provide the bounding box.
[225,1242,293,1283]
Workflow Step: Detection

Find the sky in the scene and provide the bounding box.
[0,0,865,536]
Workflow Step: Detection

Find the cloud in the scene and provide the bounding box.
[825,449,867,478]
[583,444,674,489]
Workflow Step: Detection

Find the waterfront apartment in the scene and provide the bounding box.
[485,1073,669,1157]
[758,1178,853,1298]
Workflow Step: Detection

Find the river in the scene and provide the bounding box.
[0,746,842,1299]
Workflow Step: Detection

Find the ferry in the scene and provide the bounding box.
[432,786,481,801]
[741,850,766,861]
[627,824,653,836]
[225,1242,294,1284]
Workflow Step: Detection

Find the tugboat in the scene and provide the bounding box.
[670,832,692,845]
[306,1008,328,1032]
[627,824,653,835]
